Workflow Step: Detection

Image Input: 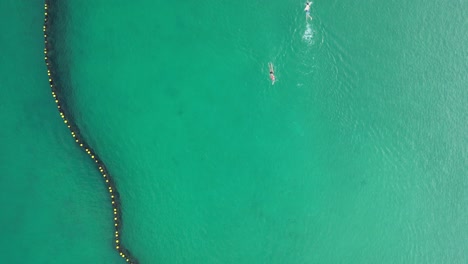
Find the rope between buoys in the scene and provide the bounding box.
[43,2,138,263]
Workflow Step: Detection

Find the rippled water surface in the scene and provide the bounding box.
[1,0,467,263]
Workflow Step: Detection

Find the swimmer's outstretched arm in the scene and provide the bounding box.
[268,62,274,72]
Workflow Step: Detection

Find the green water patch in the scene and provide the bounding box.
[56,0,467,263]
[2,0,466,263]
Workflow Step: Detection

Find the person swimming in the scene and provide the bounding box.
[269,63,276,85]
[304,2,312,20]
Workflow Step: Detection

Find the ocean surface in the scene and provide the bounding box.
[1,0,467,263]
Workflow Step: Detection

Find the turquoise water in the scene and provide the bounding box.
[1,0,467,263]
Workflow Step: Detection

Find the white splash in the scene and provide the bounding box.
[302,23,315,46]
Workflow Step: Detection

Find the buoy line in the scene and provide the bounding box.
[43,2,138,263]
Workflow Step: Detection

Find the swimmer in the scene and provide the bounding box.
[304,2,312,21]
[269,62,276,85]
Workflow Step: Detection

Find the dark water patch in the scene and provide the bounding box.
[43,1,138,263]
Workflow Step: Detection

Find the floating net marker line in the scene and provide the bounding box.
[43,2,138,263]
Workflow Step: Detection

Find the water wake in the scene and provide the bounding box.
[302,23,315,46]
